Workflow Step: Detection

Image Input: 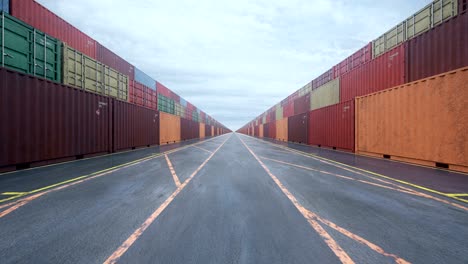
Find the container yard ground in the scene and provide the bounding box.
[1,133,467,263]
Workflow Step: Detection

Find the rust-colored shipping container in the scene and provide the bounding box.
[269,121,277,139]
[355,67,468,173]
[159,112,181,144]
[211,126,215,137]
[0,67,110,169]
[200,123,206,138]
[180,118,199,140]
[312,68,335,89]
[259,124,264,138]
[129,80,157,110]
[205,124,212,137]
[294,94,310,115]
[276,118,288,141]
[10,0,97,58]
[288,113,308,144]
[283,101,294,118]
[156,81,171,98]
[340,44,405,102]
[263,123,270,138]
[113,100,159,152]
[405,11,468,83]
[97,43,135,78]
[254,125,259,137]
[308,100,355,152]
[333,42,372,78]
[460,0,467,13]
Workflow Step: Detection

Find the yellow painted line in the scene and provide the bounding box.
[243,135,468,205]
[2,192,28,196]
[446,193,468,197]
[0,136,225,204]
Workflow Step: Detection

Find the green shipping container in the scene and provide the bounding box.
[0,12,61,82]
[275,105,283,120]
[192,111,199,122]
[62,43,128,101]
[158,94,175,114]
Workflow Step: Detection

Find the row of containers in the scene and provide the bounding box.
[0,0,223,127]
[0,66,230,173]
[238,1,468,173]
[238,67,468,173]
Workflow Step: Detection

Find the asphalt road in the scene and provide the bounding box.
[0,133,467,263]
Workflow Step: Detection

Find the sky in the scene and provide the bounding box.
[38,0,431,130]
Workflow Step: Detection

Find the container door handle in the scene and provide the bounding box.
[3,53,13,58]
[35,64,44,69]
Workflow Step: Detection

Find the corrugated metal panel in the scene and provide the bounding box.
[1,0,9,13]
[405,11,468,82]
[200,123,206,138]
[311,68,335,89]
[356,67,468,172]
[157,94,175,114]
[97,42,134,78]
[1,12,62,82]
[294,94,310,115]
[276,118,288,141]
[263,123,270,138]
[308,100,355,152]
[259,124,264,138]
[63,44,128,101]
[373,0,458,58]
[269,121,276,139]
[283,101,294,118]
[275,105,283,120]
[134,67,155,90]
[180,98,187,107]
[460,0,467,13]
[156,81,172,98]
[11,0,97,58]
[310,78,340,111]
[113,100,159,152]
[129,80,157,110]
[0,66,110,168]
[211,126,215,136]
[159,112,181,144]
[298,82,312,97]
[288,113,308,144]
[334,42,372,78]
[340,44,405,102]
[205,124,212,137]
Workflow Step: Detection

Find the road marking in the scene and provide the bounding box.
[2,192,28,196]
[237,135,354,264]
[103,135,230,264]
[247,136,468,206]
[191,145,213,154]
[0,137,223,205]
[165,154,181,187]
[446,193,468,197]
[239,135,410,264]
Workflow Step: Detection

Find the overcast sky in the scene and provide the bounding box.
[38,0,430,130]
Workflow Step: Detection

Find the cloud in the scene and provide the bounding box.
[38,0,432,130]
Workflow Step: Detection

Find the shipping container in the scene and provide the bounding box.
[269,111,275,123]
[310,78,340,110]
[113,100,159,152]
[180,98,187,107]
[298,82,312,97]
[62,43,128,101]
[11,0,97,58]
[1,12,62,82]
[275,105,283,120]
[129,79,157,110]
[1,0,9,13]
[263,123,270,138]
[156,81,172,98]
[200,123,206,138]
[158,94,175,114]
[288,113,308,144]
[311,68,335,89]
[254,125,259,137]
[159,112,181,144]
[355,67,468,172]
[334,43,372,78]
[97,42,134,78]
[405,10,467,83]
[294,94,310,115]
[174,101,185,117]
[134,67,155,90]
[308,100,355,152]
[259,124,264,138]
[372,0,458,58]
[460,0,467,13]
[276,118,288,141]
[211,126,215,137]
[0,66,110,168]
[340,44,405,102]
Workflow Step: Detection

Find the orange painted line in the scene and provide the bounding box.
[103,135,231,264]
[238,136,354,264]
[191,145,213,154]
[240,136,411,264]
[165,154,181,187]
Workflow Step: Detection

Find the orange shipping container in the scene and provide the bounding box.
[200,123,206,139]
[211,126,215,137]
[159,112,181,144]
[355,67,468,173]
[259,124,264,138]
[276,118,288,141]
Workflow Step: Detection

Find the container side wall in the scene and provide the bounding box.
[275,118,288,141]
[134,67,156,90]
[310,78,340,110]
[159,112,181,144]
[288,113,308,144]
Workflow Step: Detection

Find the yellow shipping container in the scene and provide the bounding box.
[199,123,206,138]
[373,0,457,57]
[62,44,128,101]
[310,78,339,111]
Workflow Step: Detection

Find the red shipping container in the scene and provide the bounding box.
[113,101,159,152]
[263,123,270,138]
[294,94,310,115]
[460,0,467,14]
[205,124,212,137]
[308,100,355,152]
[288,113,308,144]
[269,121,277,139]
[312,68,335,89]
[11,0,97,58]
[405,11,468,83]
[283,101,294,118]
[97,43,135,78]
[0,67,110,169]
[254,125,259,137]
[340,44,405,102]
[171,91,180,103]
[334,42,372,78]
[187,102,195,111]
[156,82,171,98]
